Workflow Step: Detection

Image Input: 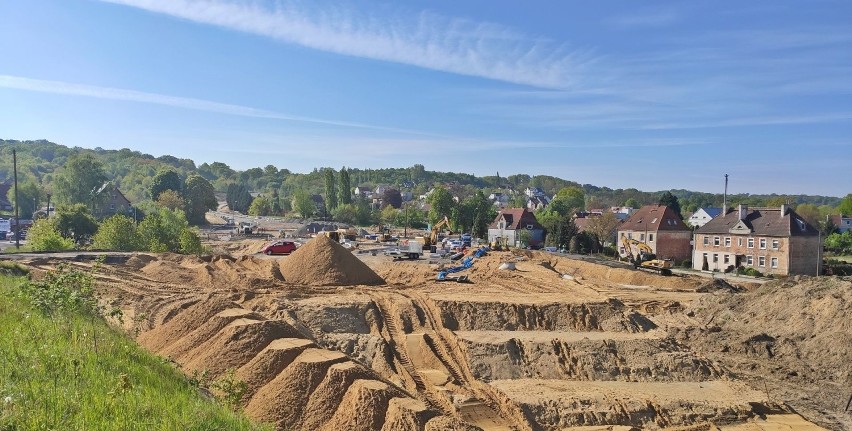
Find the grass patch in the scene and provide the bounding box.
[0,269,270,431]
[831,255,852,263]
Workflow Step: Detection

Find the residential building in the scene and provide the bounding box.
[487,208,544,248]
[830,214,852,233]
[693,204,822,276]
[525,196,549,211]
[617,205,692,261]
[95,183,133,219]
[524,187,547,199]
[687,207,722,228]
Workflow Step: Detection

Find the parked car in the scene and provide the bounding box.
[260,240,298,255]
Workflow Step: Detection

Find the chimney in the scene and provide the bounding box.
[780,204,787,217]
[738,204,748,221]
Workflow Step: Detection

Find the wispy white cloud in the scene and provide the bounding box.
[0,74,438,135]
[98,0,594,89]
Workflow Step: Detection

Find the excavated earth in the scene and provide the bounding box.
[16,241,849,431]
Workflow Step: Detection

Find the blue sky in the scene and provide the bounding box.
[1,0,850,196]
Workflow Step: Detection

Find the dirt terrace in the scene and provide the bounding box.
[16,238,848,431]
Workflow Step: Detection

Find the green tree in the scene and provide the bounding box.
[518,230,532,248]
[658,191,682,218]
[549,187,585,216]
[338,167,352,206]
[137,207,195,253]
[182,175,217,225]
[92,215,142,251]
[54,204,99,243]
[324,168,338,211]
[26,218,75,251]
[427,185,455,225]
[332,204,358,225]
[178,228,204,255]
[381,205,399,226]
[53,153,108,206]
[10,179,43,218]
[838,193,852,215]
[150,169,182,201]
[248,196,273,216]
[292,190,315,218]
[794,204,821,228]
[156,189,185,211]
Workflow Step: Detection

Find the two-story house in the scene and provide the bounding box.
[487,208,544,248]
[693,204,822,276]
[830,214,852,233]
[617,205,692,261]
[687,207,722,228]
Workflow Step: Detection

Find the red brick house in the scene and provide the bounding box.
[693,205,822,276]
[617,205,691,261]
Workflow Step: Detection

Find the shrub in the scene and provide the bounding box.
[26,218,75,251]
[18,263,96,316]
[92,215,143,251]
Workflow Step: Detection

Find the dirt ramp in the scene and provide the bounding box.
[137,296,240,353]
[246,348,349,428]
[279,235,385,286]
[237,338,316,399]
[319,379,400,430]
[381,398,436,431]
[182,318,303,376]
[301,361,377,430]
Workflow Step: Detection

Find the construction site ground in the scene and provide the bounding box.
[11,236,851,431]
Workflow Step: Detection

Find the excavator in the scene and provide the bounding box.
[424,216,453,248]
[619,237,673,276]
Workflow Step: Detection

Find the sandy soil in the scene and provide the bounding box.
[13,242,844,431]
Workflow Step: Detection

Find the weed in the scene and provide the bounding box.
[211,369,248,412]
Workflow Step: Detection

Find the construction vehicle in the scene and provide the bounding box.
[619,237,673,276]
[425,216,452,248]
[490,237,509,251]
[337,227,358,241]
[322,230,341,242]
[384,241,423,260]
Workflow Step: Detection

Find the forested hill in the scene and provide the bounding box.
[0,139,842,213]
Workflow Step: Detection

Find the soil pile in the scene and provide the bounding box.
[695,278,742,293]
[279,235,385,286]
[679,276,852,430]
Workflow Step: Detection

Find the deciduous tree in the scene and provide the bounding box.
[324,168,338,211]
[92,215,142,251]
[658,191,682,219]
[54,204,98,243]
[53,153,108,206]
[585,212,621,249]
[292,190,315,218]
[156,189,184,211]
[150,169,182,201]
[338,167,352,206]
[427,185,454,225]
[182,175,217,225]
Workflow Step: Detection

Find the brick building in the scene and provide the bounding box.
[693,204,822,276]
[617,205,692,261]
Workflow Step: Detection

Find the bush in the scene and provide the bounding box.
[26,218,75,251]
[92,215,143,251]
[18,263,97,316]
[680,260,692,268]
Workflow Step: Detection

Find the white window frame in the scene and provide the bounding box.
[759,238,766,250]
[758,256,766,267]
[724,237,731,247]
[747,238,754,248]
[724,255,730,264]
[713,254,718,263]
[703,236,709,246]
[714,236,720,246]
[746,255,753,266]
[772,239,779,249]
[640,233,645,241]
[649,233,654,242]
[737,238,743,247]
[770,257,778,268]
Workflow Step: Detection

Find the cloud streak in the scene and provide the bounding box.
[98,0,592,89]
[0,74,437,135]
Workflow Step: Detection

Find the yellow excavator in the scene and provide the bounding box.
[425,216,452,248]
[619,237,673,276]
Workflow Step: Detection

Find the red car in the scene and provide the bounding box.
[261,240,298,255]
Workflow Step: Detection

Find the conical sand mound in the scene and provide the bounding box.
[279,235,385,286]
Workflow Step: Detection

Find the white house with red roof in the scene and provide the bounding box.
[487,208,544,248]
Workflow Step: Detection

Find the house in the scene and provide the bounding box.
[353,186,372,199]
[95,183,133,219]
[487,208,544,248]
[525,196,550,211]
[693,204,822,276]
[524,187,547,199]
[830,214,852,233]
[617,205,692,261]
[688,207,722,228]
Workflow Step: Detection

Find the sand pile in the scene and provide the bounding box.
[695,278,742,293]
[680,276,852,429]
[279,235,385,286]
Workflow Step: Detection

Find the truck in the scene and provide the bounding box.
[384,241,423,260]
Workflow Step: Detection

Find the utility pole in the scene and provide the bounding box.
[723,174,729,214]
[13,149,20,249]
